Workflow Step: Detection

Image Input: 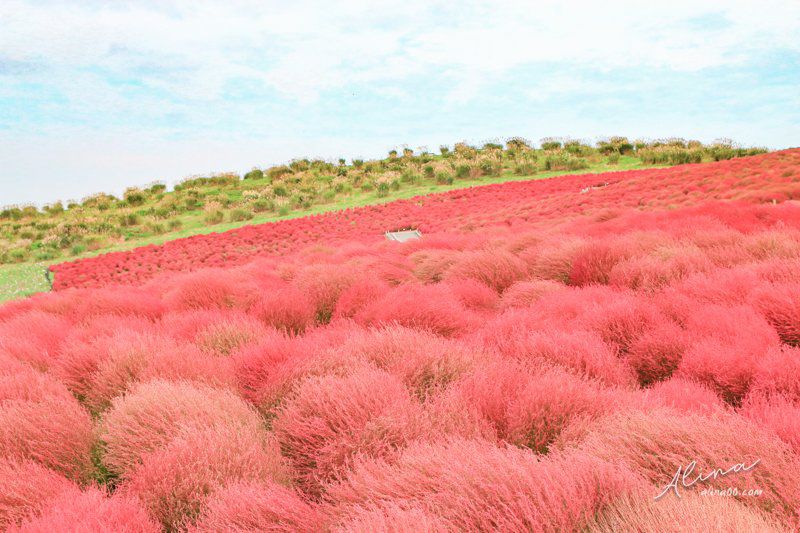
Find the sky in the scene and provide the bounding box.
[1,1,799,206]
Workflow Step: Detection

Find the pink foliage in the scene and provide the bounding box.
[678,305,780,404]
[336,325,483,399]
[741,392,800,452]
[643,377,726,416]
[587,492,784,532]
[248,285,316,334]
[272,367,420,494]
[292,263,358,323]
[454,361,622,452]
[0,311,71,370]
[162,268,258,310]
[625,322,687,385]
[329,501,452,532]
[161,309,268,356]
[356,283,473,336]
[0,459,80,529]
[121,425,289,530]
[499,279,563,309]
[0,368,94,481]
[326,437,644,532]
[4,152,800,529]
[750,345,800,402]
[752,281,800,345]
[100,379,264,476]
[444,249,528,292]
[10,489,159,533]
[191,481,322,533]
[54,329,233,412]
[484,327,634,386]
[332,276,389,318]
[576,409,800,525]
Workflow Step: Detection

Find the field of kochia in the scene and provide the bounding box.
[1,149,800,530]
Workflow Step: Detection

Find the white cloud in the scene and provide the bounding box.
[2,0,799,104]
[1,0,798,205]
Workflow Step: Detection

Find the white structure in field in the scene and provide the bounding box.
[385,229,422,242]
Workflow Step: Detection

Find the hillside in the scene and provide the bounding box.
[0,137,767,301]
[1,148,799,530]
[52,148,795,290]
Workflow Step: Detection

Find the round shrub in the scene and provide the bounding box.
[99,379,264,476]
[272,367,420,495]
[13,488,159,533]
[0,369,94,482]
[191,481,322,532]
[0,459,80,529]
[326,437,644,532]
[120,425,289,531]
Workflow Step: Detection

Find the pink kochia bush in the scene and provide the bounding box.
[272,367,421,495]
[0,367,94,482]
[54,329,235,413]
[453,361,624,453]
[120,424,290,531]
[99,379,265,476]
[3,151,800,529]
[325,437,644,531]
[0,458,80,529]
[9,489,159,533]
[574,409,800,526]
[190,481,323,532]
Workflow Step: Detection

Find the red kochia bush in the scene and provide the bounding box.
[272,368,421,494]
[329,501,453,532]
[578,290,670,354]
[160,309,268,356]
[356,283,473,337]
[586,492,784,533]
[454,361,622,453]
[332,276,389,318]
[10,489,159,533]
[575,409,800,525]
[625,322,687,385]
[120,425,290,531]
[292,263,358,323]
[444,249,528,292]
[54,329,234,412]
[678,304,780,404]
[410,248,459,284]
[485,327,634,387]
[752,281,800,345]
[100,379,264,476]
[750,345,800,402]
[231,331,315,410]
[740,393,800,453]
[643,377,726,416]
[0,459,80,529]
[528,236,585,283]
[608,246,712,292]
[0,311,71,370]
[336,325,483,399]
[569,241,629,286]
[71,286,165,321]
[326,437,644,532]
[499,279,563,309]
[162,268,259,310]
[443,279,499,313]
[191,481,322,533]
[0,369,94,482]
[248,285,316,334]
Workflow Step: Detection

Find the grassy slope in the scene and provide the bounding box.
[0,156,652,302]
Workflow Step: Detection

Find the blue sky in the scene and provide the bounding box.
[1,1,799,206]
